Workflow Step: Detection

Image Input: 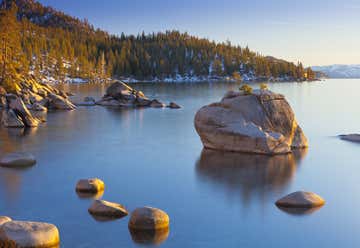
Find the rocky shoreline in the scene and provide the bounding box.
[0,79,180,128]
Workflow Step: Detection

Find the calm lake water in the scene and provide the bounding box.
[1,79,360,247]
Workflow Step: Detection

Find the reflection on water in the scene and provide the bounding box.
[76,190,104,200]
[276,206,323,216]
[196,149,308,205]
[129,228,170,246]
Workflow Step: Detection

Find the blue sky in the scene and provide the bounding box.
[39,0,360,66]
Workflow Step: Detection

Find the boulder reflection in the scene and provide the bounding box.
[276,206,322,216]
[196,149,307,205]
[129,228,170,246]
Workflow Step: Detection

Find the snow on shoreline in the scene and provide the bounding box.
[40,74,316,85]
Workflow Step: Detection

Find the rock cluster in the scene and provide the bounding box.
[1,76,76,128]
[194,89,308,155]
[96,81,180,109]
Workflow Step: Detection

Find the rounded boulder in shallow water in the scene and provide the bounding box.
[0,152,36,168]
[76,178,105,193]
[88,200,128,218]
[275,191,325,208]
[129,207,170,230]
[0,221,60,247]
[0,216,12,226]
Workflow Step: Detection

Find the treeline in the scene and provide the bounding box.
[0,0,316,92]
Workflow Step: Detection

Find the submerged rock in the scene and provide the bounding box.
[275,191,325,208]
[0,152,36,168]
[339,134,360,143]
[0,217,12,226]
[0,221,60,248]
[96,99,122,106]
[76,97,96,106]
[167,102,181,109]
[129,207,169,230]
[150,99,166,108]
[76,178,105,193]
[88,200,128,218]
[194,89,308,155]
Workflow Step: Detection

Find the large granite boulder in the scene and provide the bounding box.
[106,81,134,98]
[129,207,169,230]
[4,94,39,127]
[48,93,76,110]
[1,109,25,127]
[0,217,12,226]
[0,86,6,108]
[0,221,60,247]
[194,90,308,155]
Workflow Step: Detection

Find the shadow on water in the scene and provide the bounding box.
[195,148,308,207]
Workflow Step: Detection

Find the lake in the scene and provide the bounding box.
[1,79,360,247]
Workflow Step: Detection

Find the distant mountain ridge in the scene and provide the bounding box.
[311,64,360,78]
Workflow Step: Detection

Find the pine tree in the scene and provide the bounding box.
[0,4,25,92]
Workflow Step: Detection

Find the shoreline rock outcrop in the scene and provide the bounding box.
[96,81,179,109]
[194,89,308,155]
[1,76,76,128]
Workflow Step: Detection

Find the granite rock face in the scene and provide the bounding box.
[194,90,308,155]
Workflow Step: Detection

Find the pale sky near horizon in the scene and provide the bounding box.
[38,0,360,66]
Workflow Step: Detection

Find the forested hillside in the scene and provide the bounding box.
[0,0,316,91]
